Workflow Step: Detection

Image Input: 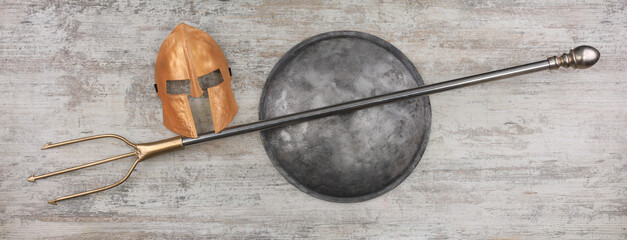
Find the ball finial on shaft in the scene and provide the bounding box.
[549,46,600,70]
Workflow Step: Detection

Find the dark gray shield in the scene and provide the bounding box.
[259,31,431,202]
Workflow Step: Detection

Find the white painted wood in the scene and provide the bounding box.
[0,0,625,239]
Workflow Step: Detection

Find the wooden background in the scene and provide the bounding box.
[1,0,625,239]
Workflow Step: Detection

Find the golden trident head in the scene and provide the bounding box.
[30,134,183,204]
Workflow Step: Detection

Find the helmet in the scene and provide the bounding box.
[155,23,237,138]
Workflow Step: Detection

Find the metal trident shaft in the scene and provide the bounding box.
[30,46,600,204]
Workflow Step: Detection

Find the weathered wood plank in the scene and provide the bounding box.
[1,0,625,239]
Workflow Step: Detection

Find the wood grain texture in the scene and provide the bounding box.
[0,0,625,239]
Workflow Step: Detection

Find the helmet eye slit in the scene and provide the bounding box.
[166,79,191,95]
[198,69,224,90]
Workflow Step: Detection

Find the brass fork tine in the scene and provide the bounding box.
[28,152,136,182]
[29,134,184,205]
[41,134,136,150]
[47,157,142,205]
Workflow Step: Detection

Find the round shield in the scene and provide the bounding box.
[259,31,431,202]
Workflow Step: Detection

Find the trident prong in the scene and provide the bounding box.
[29,134,184,205]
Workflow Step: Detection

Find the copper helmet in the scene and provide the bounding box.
[155,23,238,138]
